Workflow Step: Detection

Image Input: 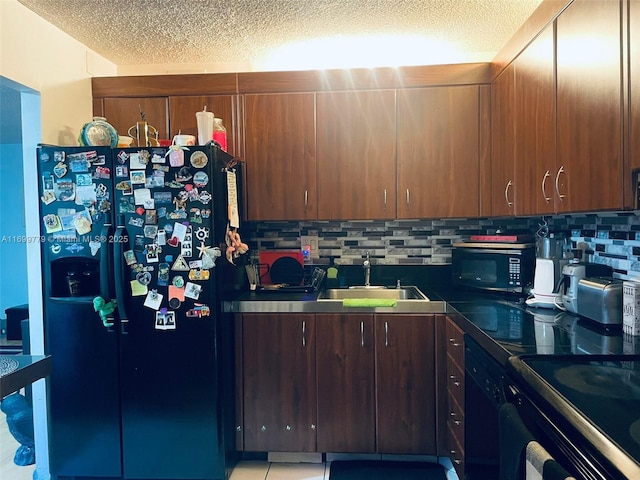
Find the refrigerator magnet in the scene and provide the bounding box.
[119,197,135,213]
[172,222,188,242]
[53,161,68,178]
[155,310,176,330]
[136,271,152,286]
[193,171,208,187]
[123,250,137,265]
[129,151,149,169]
[115,165,128,178]
[189,208,203,224]
[134,188,151,205]
[43,214,62,233]
[89,240,101,256]
[41,190,56,205]
[168,149,185,167]
[157,230,167,245]
[157,263,170,286]
[144,225,158,238]
[189,151,208,168]
[184,282,202,300]
[93,166,111,179]
[53,151,65,163]
[116,180,133,196]
[188,269,209,281]
[145,244,160,263]
[130,279,148,296]
[171,255,190,271]
[130,170,146,185]
[143,290,163,310]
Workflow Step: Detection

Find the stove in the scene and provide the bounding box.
[507,355,640,479]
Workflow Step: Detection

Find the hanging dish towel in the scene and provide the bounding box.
[525,441,577,480]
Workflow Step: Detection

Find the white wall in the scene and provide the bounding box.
[0,0,117,145]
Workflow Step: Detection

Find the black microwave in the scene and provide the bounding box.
[451,242,536,293]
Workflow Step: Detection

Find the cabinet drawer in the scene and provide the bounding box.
[445,319,465,368]
[447,421,465,476]
[446,354,465,398]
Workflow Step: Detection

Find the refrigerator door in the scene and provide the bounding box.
[112,145,224,479]
[37,145,123,477]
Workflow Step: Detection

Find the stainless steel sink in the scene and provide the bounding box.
[317,285,429,301]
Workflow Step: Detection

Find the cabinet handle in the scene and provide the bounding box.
[385,321,389,347]
[555,166,566,201]
[384,188,387,206]
[504,180,514,208]
[448,337,461,347]
[302,321,306,347]
[304,190,308,207]
[541,170,551,203]
[406,188,410,205]
[360,321,365,347]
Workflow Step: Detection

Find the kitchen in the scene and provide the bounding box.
[2,0,640,480]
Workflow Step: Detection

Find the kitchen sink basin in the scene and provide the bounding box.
[317,285,429,301]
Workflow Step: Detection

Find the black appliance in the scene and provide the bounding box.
[451,242,536,294]
[37,144,241,479]
[506,355,640,480]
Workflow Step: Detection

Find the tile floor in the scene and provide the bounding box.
[229,459,459,480]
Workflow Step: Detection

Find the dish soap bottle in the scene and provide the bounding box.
[212,117,227,151]
[326,258,339,289]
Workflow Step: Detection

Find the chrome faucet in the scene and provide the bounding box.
[363,251,371,287]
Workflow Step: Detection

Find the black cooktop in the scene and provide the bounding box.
[525,356,640,460]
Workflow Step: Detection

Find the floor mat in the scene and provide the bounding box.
[329,460,447,480]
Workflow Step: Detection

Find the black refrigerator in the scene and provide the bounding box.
[37,143,242,479]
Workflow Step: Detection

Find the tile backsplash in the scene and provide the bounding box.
[243,212,640,280]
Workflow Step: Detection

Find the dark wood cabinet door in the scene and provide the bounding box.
[317,90,397,220]
[514,25,556,216]
[630,0,640,203]
[556,0,622,212]
[169,95,237,155]
[102,97,169,141]
[490,64,516,217]
[316,314,375,452]
[375,315,437,454]
[242,314,316,452]
[397,86,480,219]
[244,93,317,221]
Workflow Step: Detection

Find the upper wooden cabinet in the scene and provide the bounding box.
[514,24,556,216]
[243,93,317,221]
[490,63,516,217]
[317,90,397,220]
[100,97,169,142]
[397,86,480,219]
[555,0,623,213]
[168,95,238,155]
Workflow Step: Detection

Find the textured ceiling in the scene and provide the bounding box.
[17,0,543,70]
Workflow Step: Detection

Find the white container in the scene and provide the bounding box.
[196,109,214,145]
[173,134,196,146]
[623,280,640,335]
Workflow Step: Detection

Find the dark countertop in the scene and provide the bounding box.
[1,355,52,398]
[226,279,639,367]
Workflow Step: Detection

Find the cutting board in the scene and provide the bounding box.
[258,251,304,284]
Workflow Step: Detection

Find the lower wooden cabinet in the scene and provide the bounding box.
[236,313,439,454]
[240,313,317,452]
[445,316,465,478]
[316,314,376,452]
[375,314,437,454]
